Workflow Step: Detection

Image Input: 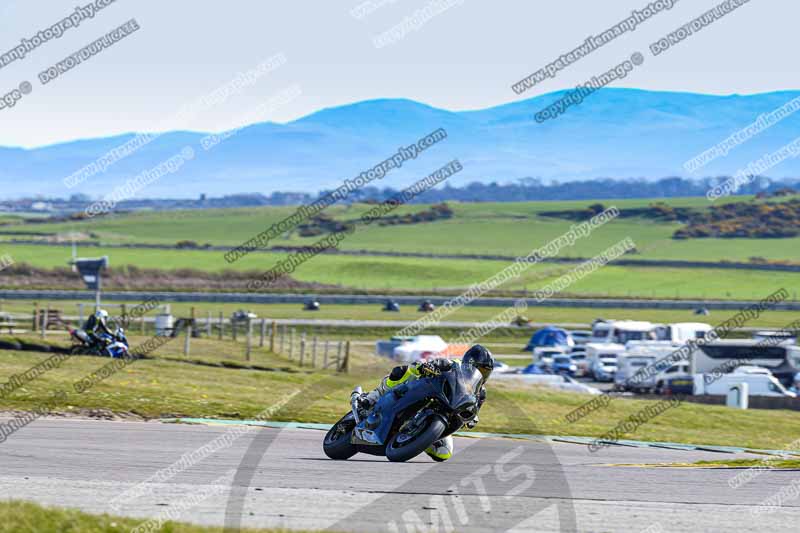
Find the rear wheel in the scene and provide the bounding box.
[323,414,357,460]
[386,416,446,463]
[69,345,93,356]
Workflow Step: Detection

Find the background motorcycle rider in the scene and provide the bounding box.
[361,344,494,461]
[81,309,115,347]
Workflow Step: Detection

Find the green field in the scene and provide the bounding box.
[5,196,800,262]
[3,196,800,300]
[2,242,799,299]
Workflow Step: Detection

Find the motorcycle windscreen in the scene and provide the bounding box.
[448,364,483,419]
[456,364,484,393]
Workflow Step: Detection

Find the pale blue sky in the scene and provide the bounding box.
[0,0,792,147]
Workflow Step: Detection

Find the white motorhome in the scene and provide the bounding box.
[589,320,659,345]
[657,322,713,343]
[695,366,796,398]
[689,340,800,387]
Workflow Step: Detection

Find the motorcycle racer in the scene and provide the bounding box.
[361,344,494,461]
[80,309,115,347]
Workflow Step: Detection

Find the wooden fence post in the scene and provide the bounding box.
[32,302,39,332]
[270,321,277,352]
[41,304,50,339]
[259,318,266,348]
[246,319,252,361]
[206,311,212,337]
[232,319,238,342]
[218,312,224,340]
[336,341,342,371]
[280,325,286,353]
[299,333,306,367]
[312,336,318,368]
[289,328,295,359]
[184,325,192,356]
[343,340,351,373]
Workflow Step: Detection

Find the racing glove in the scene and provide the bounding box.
[417,361,441,377]
[363,389,381,407]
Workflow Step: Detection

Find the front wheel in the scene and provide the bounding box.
[386,416,446,463]
[323,414,358,460]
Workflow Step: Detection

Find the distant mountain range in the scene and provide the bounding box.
[3,88,800,199]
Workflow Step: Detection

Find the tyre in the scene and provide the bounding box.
[69,345,94,356]
[323,414,358,460]
[386,416,446,463]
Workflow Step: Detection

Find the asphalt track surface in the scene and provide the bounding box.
[0,418,798,532]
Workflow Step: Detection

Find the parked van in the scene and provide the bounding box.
[695,368,797,398]
[569,351,590,377]
[533,346,567,368]
[614,354,657,392]
[654,361,691,394]
[586,344,625,382]
[569,330,592,346]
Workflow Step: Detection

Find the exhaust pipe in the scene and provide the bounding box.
[350,386,363,424]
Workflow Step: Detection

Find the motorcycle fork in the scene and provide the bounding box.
[399,404,435,436]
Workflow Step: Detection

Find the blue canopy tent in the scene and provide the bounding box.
[523,326,574,352]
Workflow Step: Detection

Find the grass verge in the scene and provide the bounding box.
[1,340,799,449]
[693,458,800,468]
[0,500,324,533]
